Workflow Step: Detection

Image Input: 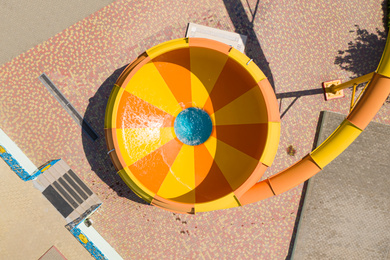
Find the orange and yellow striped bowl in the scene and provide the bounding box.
[105,38,280,214]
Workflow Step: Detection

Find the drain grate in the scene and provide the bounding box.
[39,73,98,141]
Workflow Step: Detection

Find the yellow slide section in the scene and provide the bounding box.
[157,145,196,202]
[116,127,175,167]
[190,47,229,108]
[147,38,188,59]
[124,61,182,116]
[209,136,259,191]
[195,192,240,213]
[211,86,269,125]
[310,119,362,169]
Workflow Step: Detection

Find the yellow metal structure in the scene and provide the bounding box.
[325,72,374,94]
[350,84,357,112]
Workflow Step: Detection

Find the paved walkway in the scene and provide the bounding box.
[0,0,389,259]
[292,111,390,260]
[0,0,115,65]
[0,159,92,260]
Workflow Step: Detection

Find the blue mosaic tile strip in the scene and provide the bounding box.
[0,145,59,181]
[70,224,108,260]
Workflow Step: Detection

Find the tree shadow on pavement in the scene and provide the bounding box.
[222,0,275,89]
[334,0,389,102]
[334,25,386,77]
[335,0,388,78]
[81,65,148,205]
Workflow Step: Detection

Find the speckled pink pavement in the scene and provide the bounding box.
[0,0,389,259]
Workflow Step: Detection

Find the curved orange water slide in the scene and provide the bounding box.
[105,38,280,213]
[105,35,390,214]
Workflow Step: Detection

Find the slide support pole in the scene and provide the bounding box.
[326,72,374,94]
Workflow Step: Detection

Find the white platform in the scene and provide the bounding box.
[186,23,247,53]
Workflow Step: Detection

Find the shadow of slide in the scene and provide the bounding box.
[81,64,148,205]
[222,0,275,89]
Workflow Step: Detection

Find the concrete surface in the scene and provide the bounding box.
[0,159,92,260]
[292,111,390,260]
[0,0,115,65]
